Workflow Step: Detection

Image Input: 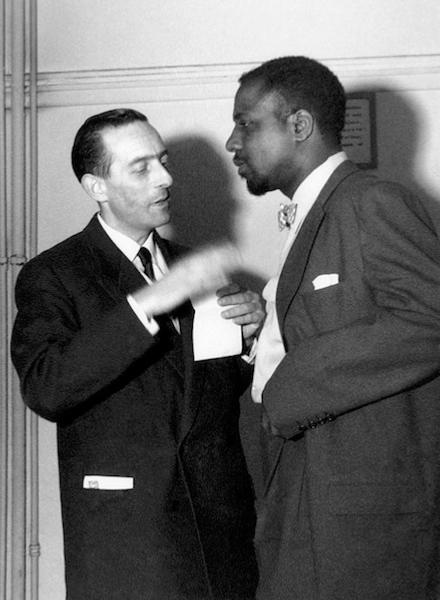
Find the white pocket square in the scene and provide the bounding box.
[312,273,339,291]
[83,475,134,490]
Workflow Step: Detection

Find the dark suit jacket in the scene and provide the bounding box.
[256,161,440,600]
[11,215,258,600]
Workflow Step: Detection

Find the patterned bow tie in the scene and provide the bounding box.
[278,202,297,231]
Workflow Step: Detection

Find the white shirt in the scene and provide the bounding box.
[97,215,170,335]
[251,152,348,403]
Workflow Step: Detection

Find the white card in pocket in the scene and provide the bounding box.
[83,475,134,490]
[312,273,339,291]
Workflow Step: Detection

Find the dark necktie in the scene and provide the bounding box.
[137,247,156,281]
[137,246,181,338]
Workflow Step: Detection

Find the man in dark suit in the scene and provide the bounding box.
[226,55,440,599]
[11,108,263,600]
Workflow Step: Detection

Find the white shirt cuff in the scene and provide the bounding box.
[126,295,160,336]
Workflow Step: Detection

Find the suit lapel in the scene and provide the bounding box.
[81,215,144,299]
[276,201,325,327]
[176,300,206,444]
[155,233,207,442]
[81,216,186,378]
[153,234,211,443]
[277,160,359,328]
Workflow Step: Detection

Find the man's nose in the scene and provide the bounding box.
[157,162,173,187]
[225,128,240,153]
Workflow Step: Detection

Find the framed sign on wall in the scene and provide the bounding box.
[341,92,377,169]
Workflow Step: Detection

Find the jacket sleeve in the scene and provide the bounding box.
[10,258,159,422]
[263,181,440,438]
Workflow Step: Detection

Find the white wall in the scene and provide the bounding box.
[37,0,440,71]
[34,2,440,597]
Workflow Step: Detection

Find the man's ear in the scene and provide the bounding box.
[80,173,107,203]
[288,109,314,141]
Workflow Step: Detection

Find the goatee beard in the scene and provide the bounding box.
[246,177,270,196]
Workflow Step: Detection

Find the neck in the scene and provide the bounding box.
[98,211,152,245]
[284,144,341,198]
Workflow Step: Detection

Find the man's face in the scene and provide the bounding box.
[226,81,295,197]
[99,121,173,242]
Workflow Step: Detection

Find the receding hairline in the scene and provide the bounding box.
[71,108,151,181]
[95,120,167,176]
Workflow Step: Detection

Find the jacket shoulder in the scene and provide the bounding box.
[328,168,422,214]
[16,228,90,286]
[327,168,437,240]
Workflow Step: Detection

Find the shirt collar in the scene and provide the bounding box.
[292,151,348,224]
[97,214,155,262]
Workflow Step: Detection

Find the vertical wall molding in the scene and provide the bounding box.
[28,0,39,597]
[1,1,38,599]
[9,2,27,599]
[0,0,8,594]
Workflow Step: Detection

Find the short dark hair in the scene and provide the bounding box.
[239,56,346,144]
[71,108,148,182]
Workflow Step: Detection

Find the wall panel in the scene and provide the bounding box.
[37,0,440,72]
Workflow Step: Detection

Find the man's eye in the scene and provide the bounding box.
[238,120,250,129]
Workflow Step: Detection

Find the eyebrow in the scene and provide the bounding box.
[128,150,168,167]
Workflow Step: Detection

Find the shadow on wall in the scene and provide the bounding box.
[164,134,265,494]
[166,135,237,247]
[165,134,266,294]
[348,84,440,235]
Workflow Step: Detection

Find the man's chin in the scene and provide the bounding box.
[246,180,270,197]
[152,210,171,230]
